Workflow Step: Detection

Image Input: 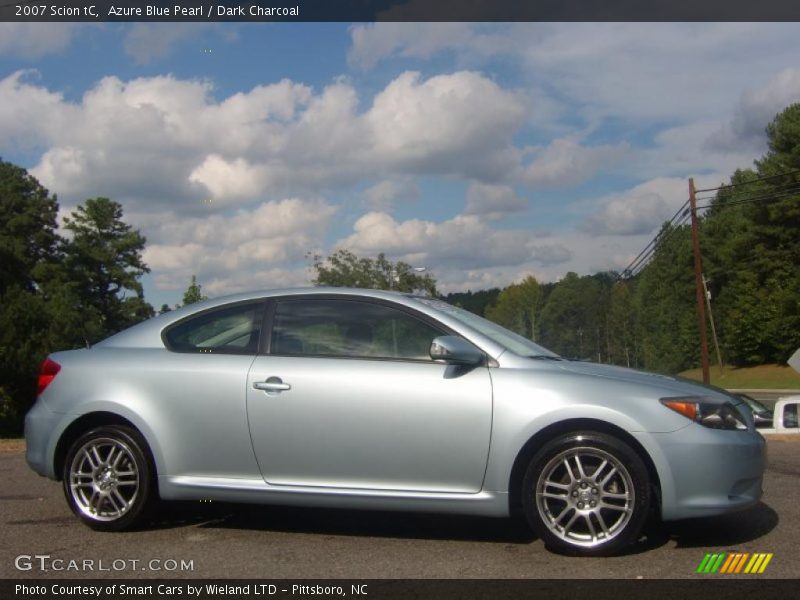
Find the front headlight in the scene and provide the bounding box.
[660,396,748,430]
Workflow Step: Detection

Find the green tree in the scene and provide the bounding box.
[633,222,698,373]
[607,281,638,367]
[0,160,59,294]
[485,276,541,340]
[538,272,608,360]
[62,197,153,339]
[0,161,61,433]
[182,274,207,306]
[699,105,800,365]
[443,288,500,316]
[310,249,437,295]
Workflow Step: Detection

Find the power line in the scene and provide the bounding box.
[618,200,690,280]
[694,168,800,193]
[695,179,800,205]
[619,199,689,274]
[625,212,692,279]
[620,169,800,281]
[695,183,800,211]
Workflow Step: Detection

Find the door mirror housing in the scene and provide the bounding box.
[430,336,484,366]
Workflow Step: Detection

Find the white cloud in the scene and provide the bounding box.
[348,23,499,71]
[581,178,689,236]
[578,172,729,239]
[365,71,525,179]
[631,120,757,182]
[362,179,419,212]
[0,72,313,208]
[337,211,571,271]
[521,137,629,187]
[188,155,268,205]
[0,71,73,151]
[349,23,800,125]
[143,198,336,289]
[201,267,311,297]
[0,23,82,58]
[123,23,220,64]
[464,183,527,219]
[708,67,800,153]
[0,70,528,212]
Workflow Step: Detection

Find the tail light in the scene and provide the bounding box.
[37,358,61,396]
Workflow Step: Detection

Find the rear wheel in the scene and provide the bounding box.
[522,431,650,556]
[63,425,156,531]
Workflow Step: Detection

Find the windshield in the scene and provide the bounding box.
[412,297,560,358]
[737,394,770,414]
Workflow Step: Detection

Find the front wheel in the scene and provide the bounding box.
[62,425,156,531]
[522,431,651,556]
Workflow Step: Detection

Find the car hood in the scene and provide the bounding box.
[550,360,734,400]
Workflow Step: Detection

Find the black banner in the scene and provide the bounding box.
[2,580,799,600]
[1,0,800,23]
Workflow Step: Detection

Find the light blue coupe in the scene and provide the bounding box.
[25,288,765,555]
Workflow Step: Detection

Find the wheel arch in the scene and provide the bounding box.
[54,412,158,484]
[507,418,661,515]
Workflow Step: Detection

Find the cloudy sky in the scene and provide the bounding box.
[1,22,800,306]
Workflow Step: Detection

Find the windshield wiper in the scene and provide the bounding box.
[524,355,562,361]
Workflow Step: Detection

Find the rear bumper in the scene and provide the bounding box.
[24,399,61,479]
[635,425,765,521]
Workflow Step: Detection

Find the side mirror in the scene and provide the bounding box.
[430,336,484,366]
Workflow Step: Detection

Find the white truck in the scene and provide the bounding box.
[758,348,800,435]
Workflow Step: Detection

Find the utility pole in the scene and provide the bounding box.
[689,178,711,384]
[702,275,724,375]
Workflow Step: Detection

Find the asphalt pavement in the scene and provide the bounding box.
[1,439,797,580]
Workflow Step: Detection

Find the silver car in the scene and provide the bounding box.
[25,288,765,555]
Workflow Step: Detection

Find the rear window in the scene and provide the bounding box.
[164,302,264,354]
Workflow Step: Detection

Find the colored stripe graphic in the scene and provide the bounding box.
[698,552,773,574]
[758,554,773,573]
[697,554,712,573]
[711,553,726,573]
[745,554,762,573]
[719,554,735,573]
[733,553,749,573]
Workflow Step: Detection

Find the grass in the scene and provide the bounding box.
[679,363,800,389]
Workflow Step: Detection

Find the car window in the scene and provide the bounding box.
[271,299,445,361]
[784,403,798,429]
[164,302,263,354]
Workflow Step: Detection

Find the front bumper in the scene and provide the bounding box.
[635,424,766,521]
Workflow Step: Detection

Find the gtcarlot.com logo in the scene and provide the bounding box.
[697,552,773,574]
[14,554,194,572]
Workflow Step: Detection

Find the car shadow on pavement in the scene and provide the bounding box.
[152,501,537,544]
[620,502,779,555]
[149,499,777,551]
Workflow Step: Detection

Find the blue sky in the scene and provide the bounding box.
[2,22,800,307]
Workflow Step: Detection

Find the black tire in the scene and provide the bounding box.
[522,431,650,556]
[62,425,156,531]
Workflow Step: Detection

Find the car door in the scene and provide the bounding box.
[246,297,493,493]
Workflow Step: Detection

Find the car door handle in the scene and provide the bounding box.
[253,378,291,392]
